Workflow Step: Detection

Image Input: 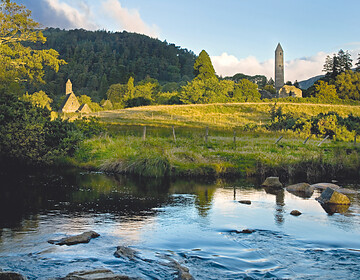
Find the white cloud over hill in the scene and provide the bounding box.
[211,52,329,82]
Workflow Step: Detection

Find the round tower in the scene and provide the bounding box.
[275,43,284,95]
[66,79,73,95]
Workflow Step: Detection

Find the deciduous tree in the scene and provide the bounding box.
[0,0,65,90]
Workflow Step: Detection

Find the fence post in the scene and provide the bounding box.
[303,136,310,144]
[143,126,146,141]
[172,125,176,143]
[318,135,329,147]
[205,127,209,145]
[233,129,236,149]
[275,136,283,144]
[354,134,357,146]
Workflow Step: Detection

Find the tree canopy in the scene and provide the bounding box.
[0,0,65,90]
[193,50,216,80]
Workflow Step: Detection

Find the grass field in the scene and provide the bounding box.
[72,102,360,181]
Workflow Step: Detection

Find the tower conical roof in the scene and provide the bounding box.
[275,43,283,52]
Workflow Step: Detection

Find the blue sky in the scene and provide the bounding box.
[17,0,360,81]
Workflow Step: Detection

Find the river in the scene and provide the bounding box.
[1,169,360,279]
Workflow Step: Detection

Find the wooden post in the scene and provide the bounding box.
[205,127,209,145]
[143,126,146,141]
[275,136,283,144]
[233,129,236,149]
[318,135,329,147]
[303,136,310,144]
[354,134,357,145]
[172,125,176,143]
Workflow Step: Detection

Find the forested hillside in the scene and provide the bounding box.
[26,28,196,102]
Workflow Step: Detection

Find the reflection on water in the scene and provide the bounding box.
[0,169,360,279]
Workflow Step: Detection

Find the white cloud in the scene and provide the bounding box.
[101,0,159,38]
[45,0,99,30]
[212,51,332,82]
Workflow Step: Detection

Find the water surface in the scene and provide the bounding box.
[1,170,360,279]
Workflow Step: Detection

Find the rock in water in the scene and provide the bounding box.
[0,271,27,280]
[286,183,314,198]
[316,187,351,205]
[261,177,283,188]
[311,183,341,191]
[63,269,131,280]
[238,200,251,205]
[290,210,302,216]
[48,231,100,246]
[114,246,138,260]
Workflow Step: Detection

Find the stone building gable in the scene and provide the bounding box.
[279,85,302,98]
[59,93,81,113]
[77,103,92,113]
[101,99,113,109]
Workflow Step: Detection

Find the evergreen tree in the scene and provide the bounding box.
[323,55,333,76]
[193,50,216,80]
[355,54,360,72]
[338,49,352,72]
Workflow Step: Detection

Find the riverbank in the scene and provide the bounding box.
[66,102,360,181]
[69,129,359,181]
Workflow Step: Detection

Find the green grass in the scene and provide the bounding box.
[90,102,360,129]
[71,102,360,180]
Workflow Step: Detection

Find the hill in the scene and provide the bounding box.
[298,75,324,89]
[27,28,196,102]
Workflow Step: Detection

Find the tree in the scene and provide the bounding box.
[193,50,216,80]
[338,49,352,72]
[232,79,260,102]
[0,0,66,90]
[335,70,360,100]
[21,90,52,110]
[294,80,300,88]
[323,55,333,76]
[314,80,339,101]
[78,94,102,112]
[355,54,360,72]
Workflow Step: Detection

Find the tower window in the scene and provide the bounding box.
[280,52,282,55]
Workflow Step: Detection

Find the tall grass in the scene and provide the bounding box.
[73,131,360,181]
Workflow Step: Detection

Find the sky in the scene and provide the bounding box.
[17,0,360,82]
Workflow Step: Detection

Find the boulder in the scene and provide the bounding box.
[316,187,351,205]
[290,210,302,216]
[63,269,131,280]
[238,200,251,205]
[163,258,194,280]
[320,203,350,215]
[0,271,27,280]
[48,231,100,246]
[114,246,138,260]
[311,183,358,194]
[311,183,341,190]
[286,183,314,198]
[261,177,283,189]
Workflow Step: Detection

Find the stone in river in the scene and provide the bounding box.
[0,271,27,280]
[62,269,132,280]
[261,177,283,188]
[238,200,251,205]
[316,187,351,205]
[290,210,302,216]
[311,183,341,190]
[114,246,138,260]
[286,183,314,198]
[48,231,100,246]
